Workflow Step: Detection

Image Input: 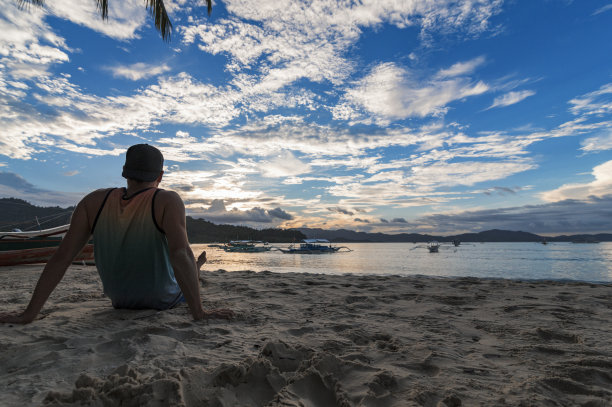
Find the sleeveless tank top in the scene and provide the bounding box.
[92,187,182,310]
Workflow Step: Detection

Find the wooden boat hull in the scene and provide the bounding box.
[0,237,63,251]
[0,244,94,267]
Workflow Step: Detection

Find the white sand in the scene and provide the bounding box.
[1,264,612,406]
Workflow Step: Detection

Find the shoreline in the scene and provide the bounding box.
[1,264,611,406]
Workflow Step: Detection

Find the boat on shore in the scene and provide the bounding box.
[427,241,440,253]
[0,225,94,266]
[277,239,352,254]
[222,240,271,253]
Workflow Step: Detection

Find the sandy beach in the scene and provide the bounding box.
[1,264,611,406]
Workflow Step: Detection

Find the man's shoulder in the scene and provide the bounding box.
[155,189,185,209]
[82,188,118,204]
[156,188,182,201]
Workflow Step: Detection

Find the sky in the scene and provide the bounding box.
[0,0,611,235]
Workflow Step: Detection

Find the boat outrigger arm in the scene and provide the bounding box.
[0,224,70,240]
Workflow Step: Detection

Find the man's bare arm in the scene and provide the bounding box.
[0,198,92,324]
[159,191,233,321]
[159,191,207,320]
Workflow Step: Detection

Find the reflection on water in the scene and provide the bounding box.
[192,242,612,282]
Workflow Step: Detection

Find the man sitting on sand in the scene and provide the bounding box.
[0,144,232,324]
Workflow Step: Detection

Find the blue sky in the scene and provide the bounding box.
[1,0,611,235]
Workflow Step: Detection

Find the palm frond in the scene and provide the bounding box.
[17,0,45,9]
[145,0,173,41]
[17,0,214,42]
[96,0,108,20]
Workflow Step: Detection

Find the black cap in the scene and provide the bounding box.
[122,144,164,182]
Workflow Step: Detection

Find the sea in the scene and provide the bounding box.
[192,242,612,283]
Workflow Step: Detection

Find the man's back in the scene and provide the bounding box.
[92,187,182,310]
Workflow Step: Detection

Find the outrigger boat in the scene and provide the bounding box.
[222,240,271,253]
[277,239,352,254]
[427,241,440,253]
[0,225,94,266]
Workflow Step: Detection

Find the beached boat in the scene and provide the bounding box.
[223,240,271,253]
[277,239,351,254]
[427,241,440,253]
[0,225,94,266]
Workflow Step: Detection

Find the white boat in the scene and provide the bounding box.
[427,241,440,253]
[222,240,271,252]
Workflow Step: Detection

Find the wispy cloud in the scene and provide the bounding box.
[46,0,146,40]
[106,62,172,81]
[435,56,486,78]
[339,61,489,122]
[592,4,612,16]
[581,130,612,153]
[488,90,535,109]
[568,83,612,116]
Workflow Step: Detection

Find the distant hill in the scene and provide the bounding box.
[186,217,305,243]
[0,198,305,243]
[296,227,612,243]
[1,198,609,243]
[0,198,74,232]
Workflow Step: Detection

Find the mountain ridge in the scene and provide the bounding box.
[1,198,609,242]
[295,227,612,243]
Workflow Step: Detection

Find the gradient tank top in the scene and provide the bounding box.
[92,187,182,310]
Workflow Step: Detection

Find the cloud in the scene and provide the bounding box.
[188,199,293,225]
[593,4,612,15]
[540,160,612,202]
[482,186,522,196]
[568,83,612,116]
[327,207,354,216]
[0,172,82,206]
[268,207,293,220]
[106,63,172,81]
[581,130,612,153]
[354,218,370,223]
[488,90,535,109]
[435,56,486,78]
[46,0,147,40]
[391,218,407,223]
[409,195,612,234]
[341,61,489,122]
[259,151,312,178]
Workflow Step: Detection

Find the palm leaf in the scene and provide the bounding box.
[17,0,45,9]
[96,0,108,20]
[17,0,214,41]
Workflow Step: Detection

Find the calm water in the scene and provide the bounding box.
[193,242,612,283]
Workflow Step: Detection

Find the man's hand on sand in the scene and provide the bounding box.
[196,251,207,270]
[0,311,36,324]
